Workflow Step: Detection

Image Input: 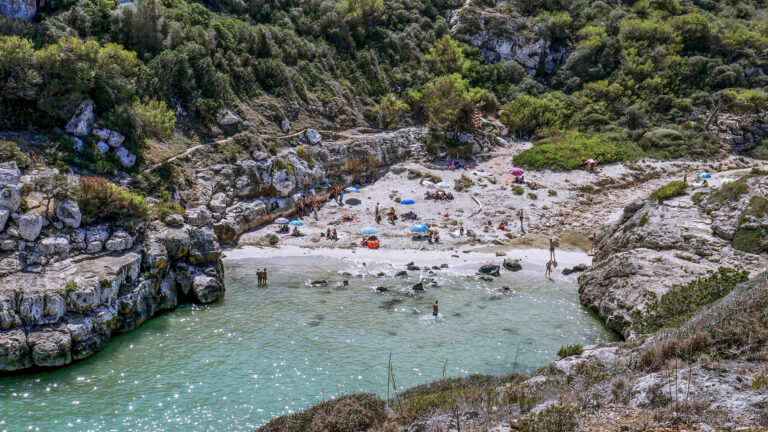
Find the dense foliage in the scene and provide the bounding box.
[0,0,766,169]
[77,176,148,224]
[633,267,750,334]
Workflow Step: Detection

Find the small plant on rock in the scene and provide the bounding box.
[557,344,584,358]
[652,180,688,202]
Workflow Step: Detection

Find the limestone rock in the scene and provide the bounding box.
[192,275,225,303]
[164,213,184,227]
[97,141,109,153]
[0,329,31,370]
[503,259,522,272]
[65,101,95,137]
[280,118,291,133]
[306,128,322,144]
[0,162,21,187]
[27,325,72,367]
[104,230,133,251]
[185,206,212,227]
[217,110,241,126]
[0,184,22,212]
[115,146,136,168]
[56,198,82,228]
[18,213,43,241]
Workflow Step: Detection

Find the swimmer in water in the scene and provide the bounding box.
[433,300,439,317]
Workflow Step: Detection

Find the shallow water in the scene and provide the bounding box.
[0,255,616,431]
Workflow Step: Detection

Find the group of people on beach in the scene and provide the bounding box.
[257,268,268,285]
[545,237,558,278]
[425,190,454,201]
[324,228,338,240]
[296,195,320,220]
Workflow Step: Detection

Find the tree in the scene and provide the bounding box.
[23,174,74,218]
[425,36,470,76]
[412,74,484,129]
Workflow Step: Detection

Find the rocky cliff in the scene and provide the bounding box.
[579,173,768,339]
[0,0,36,21]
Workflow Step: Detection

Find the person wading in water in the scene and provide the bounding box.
[432,300,439,317]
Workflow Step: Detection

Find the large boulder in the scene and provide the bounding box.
[0,185,22,212]
[185,206,212,227]
[65,101,95,137]
[478,264,500,276]
[306,128,322,144]
[192,275,225,303]
[104,230,133,252]
[503,259,522,272]
[85,226,110,253]
[0,162,21,187]
[115,146,137,168]
[0,0,36,21]
[56,198,82,228]
[0,329,32,370]
[217,109,241,126]
[27,325,72,367]
[18,213,43,241]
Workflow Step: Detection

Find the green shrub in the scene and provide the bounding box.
[652,180,688,202]
[709,181,748,203]
[513,130,642,170]
[528,192,538,199]
[752,375,768,390]
[512,185,524,195]
[691,191,705,204]
[732,227,766,254]
[65,281,78,293]
[296,145,313,168]
[638,213,649,226]
[151,200,184,220]
[517,404,580,432]
[268,144,278,155]
[548,189,557,196]
[578,185,594,193]
[500,92,572,135]
[410,73,484,128]
[557,344,584,358]
[77,176,148,224]
[0,140,31,168]
[132,99,176,139]
[257,393,385,432]
[633,267,750,334]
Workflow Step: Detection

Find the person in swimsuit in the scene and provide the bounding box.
[257,269,262,285]
[549,238,556,261]
[432,300,439,317]
[545,261,552,278]
[518,209,524,232]
[263,269,268,285]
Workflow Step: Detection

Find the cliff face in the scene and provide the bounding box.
[578,174,768,339]
[0,0,36,21]
[0,222,223,371]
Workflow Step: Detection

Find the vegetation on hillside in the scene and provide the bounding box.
[0,0,764,171]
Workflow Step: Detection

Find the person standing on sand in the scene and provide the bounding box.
[332,228,338,241]
[683,172,688,183]
[433,300,439,317]
[549,238,557,261]
[459,225,464,237]
[518,209,524,231]
[375,202,379,220]
[545,261,552,278]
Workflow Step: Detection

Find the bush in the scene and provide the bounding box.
[652,180,688,202]
[709,180,748,203]
[500,92,572,135]
[513,130,642,170]
[691,191,706,204]
[752,375,768,390]
[411,73,484,128]
[517,404,580,432]
[528,192,538,199]
[257,393,385,432]
[65,281,78,293]
[132,99,176,139]
[633,267,750,334]
[77,176,148,224]
[512,185,524,195]
[151,200,184,220]
[548,189,557,196]
[0,140,31,168]
[557,344,584,358]
[732,227,766,254]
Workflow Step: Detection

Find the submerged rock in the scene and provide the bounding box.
[562,264,588,275]
[478,264,500,276]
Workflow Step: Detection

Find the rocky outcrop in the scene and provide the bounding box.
[0,222,224,372]
[709,112,768,153]
[579,175,767,338]
[0,0,36,21]
[65,101,95,137]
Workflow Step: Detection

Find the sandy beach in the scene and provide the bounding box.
[233,141,763,277]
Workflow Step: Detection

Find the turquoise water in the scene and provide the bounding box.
[0,255,616,431]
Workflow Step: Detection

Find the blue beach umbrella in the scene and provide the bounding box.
[410,224,428,232]
[289,220,304,226]
[361,227,378,235]
[275,217,289,224]
[344,186,360,193]
[699,173,711,179]
[400,199,415,205]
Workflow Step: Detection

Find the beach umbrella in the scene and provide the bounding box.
[410,224,428,232]
[400,199,415,205]
[275,217,289,225]
[699,173,711,179]
[510,167,524,177]
[289,220,304,226]
[436,182,451,189]
[344,186,360,193]
[422,180,436,188]
[361,227,378,235]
